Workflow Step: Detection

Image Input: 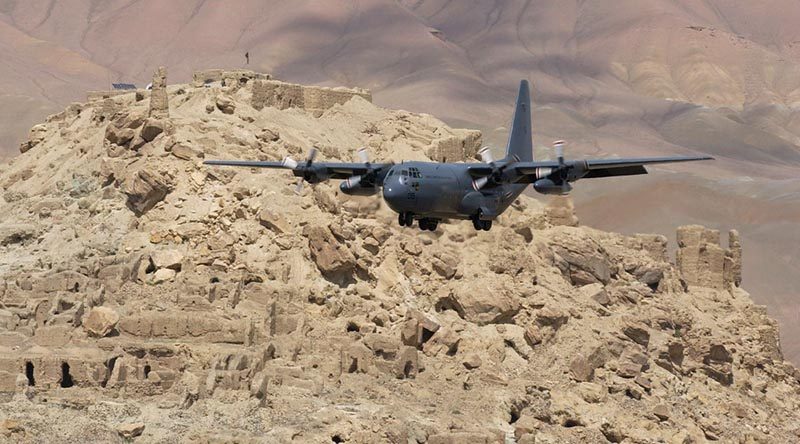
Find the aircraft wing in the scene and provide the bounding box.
[512,155,714,180]
[203,159,393,180]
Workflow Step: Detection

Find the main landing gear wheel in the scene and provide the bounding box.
[399,212,414,227]
[418,218,439,232]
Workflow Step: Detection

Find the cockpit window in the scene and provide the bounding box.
[401,170,408,176]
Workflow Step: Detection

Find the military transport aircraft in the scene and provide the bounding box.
[205,80,712,231]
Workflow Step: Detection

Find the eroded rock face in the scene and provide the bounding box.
[1,70,798,443]
[549,228,613,285]
[303,224,356,283]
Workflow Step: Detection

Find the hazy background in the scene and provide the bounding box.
[1,0,799,361]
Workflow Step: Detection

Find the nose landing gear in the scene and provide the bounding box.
[471,213,493,231]
[398,212,414,227]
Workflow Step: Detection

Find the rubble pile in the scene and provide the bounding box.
[0,69,798,443]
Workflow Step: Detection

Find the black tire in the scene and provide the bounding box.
[428,220,438,231]
[398,213,406,227]
[419,218,430,231]
[482,220,492,231]
[472,218,482,230]
[404,212,414,227]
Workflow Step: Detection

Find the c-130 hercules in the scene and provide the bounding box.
[206,80,712,231]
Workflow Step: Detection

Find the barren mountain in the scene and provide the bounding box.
[0,69,799,443]
[1,0,800,363]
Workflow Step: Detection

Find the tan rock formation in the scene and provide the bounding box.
[148,66,168,118]
[0,72,797,443]
[677,224,743,289]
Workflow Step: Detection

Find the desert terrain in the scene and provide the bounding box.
[1,0,799,361]
[0,68,797,442]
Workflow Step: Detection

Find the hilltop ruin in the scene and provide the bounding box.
[0,69,797,443]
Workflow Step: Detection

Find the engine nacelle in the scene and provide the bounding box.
[533,178,572,195]
[340,176,379,196]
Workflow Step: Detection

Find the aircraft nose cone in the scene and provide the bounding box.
[382,182,405,212]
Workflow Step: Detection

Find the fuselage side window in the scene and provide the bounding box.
[402,170,408,176]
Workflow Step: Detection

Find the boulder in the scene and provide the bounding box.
[216,96,236,114]
[171,143,201,160]
[550,229,613,285]
[622,322,651,348]
[105,124,135,146]
[84,306,120,337]
[258,207,291,234]
[580,283,610,306]
[20,124,48,153]
[123,170,171,215]
[439,282,521,325]
[152,268,176,284]
[151,249,184,271]
[303,224,356,282]
[140,118,167,142]
[117,423,145,439]
[569,345,608,382]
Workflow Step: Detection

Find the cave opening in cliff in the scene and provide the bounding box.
[60,362,74,388]
[25,361,35,386]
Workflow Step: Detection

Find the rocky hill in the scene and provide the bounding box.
[0,69,798,443]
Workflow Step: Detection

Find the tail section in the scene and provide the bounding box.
[505,80,534,162]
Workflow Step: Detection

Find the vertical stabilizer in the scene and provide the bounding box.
[505,80,533,162]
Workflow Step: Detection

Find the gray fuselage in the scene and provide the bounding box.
[381,161,526,220]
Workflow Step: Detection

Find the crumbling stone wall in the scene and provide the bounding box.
[193,69,270,88]
[425,129,482,162]
[251,79,372,115]
[677,225,742,289]
[252,80,305,110]
[149,66,169,118]
[302,85,372,114]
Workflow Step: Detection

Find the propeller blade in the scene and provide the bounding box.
[306,147,318,165]
[478,146,494,164]
[472,176,489,191]
[294,178,305,195]
[554,140,565,166]
[357,147,369,164]
[281,156,298,169]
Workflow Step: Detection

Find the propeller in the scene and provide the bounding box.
[357,147,369,164]
[478,146,494,164]
[553,140,571,193]
[554,140,565,167]
[293,147,318,194]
